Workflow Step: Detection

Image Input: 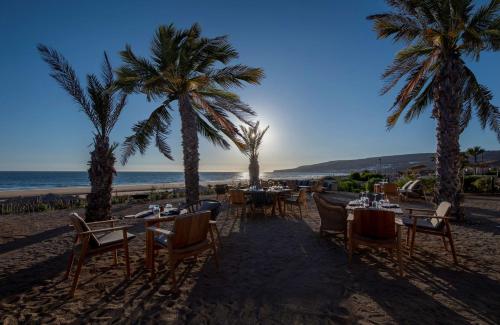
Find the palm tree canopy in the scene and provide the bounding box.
[466,145,486,159]
[367,0,500,141]
[115,23,265,164]
[239,121,269,159]
[38,45,127,138]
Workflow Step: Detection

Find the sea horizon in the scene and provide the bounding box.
[0,171,342,191]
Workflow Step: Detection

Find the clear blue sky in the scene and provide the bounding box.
[0,0,498,172]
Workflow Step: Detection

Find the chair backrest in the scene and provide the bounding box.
[229,189,246,204]
[68,213,100,246]
[286,180,297,190]
[297,188,307,203]
[401,180,414,191]
[431,201,451,227]
[171,211,211,249]
[214,184,227,195]
[352,209,396,240]
[312,193,347,231]
[383,183,398,195]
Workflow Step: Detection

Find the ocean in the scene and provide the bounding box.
[0,171,338,191]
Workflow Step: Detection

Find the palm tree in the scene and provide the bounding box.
[466,145,486,174]
[38,45,127,221]
[115,24,264,204]
[368,0,500,218]
[239,122,269,186]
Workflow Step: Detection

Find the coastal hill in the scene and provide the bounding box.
[274,151,500,174]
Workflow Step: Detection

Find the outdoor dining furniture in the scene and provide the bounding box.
[402,201,458,264]
[67,213,136,297]
[243,187,292,217]
[183,199,223,247]
[348,208,403,276]
[248,191,274,216]
[227,189,250,217]
[312,193,348,247]
[283,188,308,218]
[214,184,228,201]
[382,183,400,202]
[146,211,218,287]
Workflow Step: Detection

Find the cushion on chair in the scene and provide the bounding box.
[402,216,444,230]
[198,200,222,220]
[93,231,136,248]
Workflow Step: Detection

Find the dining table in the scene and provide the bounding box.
[242,187,292,217]
[346,199,404,225]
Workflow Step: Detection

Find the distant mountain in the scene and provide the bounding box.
[273,151,500,174]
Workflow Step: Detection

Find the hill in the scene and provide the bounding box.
[273,151,500,174]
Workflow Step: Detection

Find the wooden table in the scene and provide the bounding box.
[243,188,292,216]
[346,201,404,225]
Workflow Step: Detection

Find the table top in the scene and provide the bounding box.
[242,188,292,194]
[346,200,404,225]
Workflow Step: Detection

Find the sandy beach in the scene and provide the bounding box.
[1,193,499,324]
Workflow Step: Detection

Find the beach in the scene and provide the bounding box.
[1,193,499,323]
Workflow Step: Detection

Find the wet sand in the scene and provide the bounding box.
[0,193,499,324]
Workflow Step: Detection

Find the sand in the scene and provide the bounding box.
[0,193,499,324]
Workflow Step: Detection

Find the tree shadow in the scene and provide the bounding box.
[0,225,71,255]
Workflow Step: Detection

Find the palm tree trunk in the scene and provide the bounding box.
[249,156,260,186]
[433,55,463,220]
[85,136,115,222]
[179,94,200,204]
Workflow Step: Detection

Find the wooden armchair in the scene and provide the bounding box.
[284,188,308,218]
[146,211,218,288]
[382,183,399,202]
[183,200,223,247]
[312,193,347,248]
[348,209,403,276]
[402,201,457,264]
[66,213,136,297]
[227,189,249,217]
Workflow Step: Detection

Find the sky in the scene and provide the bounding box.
[0,0,498,172]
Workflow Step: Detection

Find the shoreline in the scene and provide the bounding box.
[0,181,234,199]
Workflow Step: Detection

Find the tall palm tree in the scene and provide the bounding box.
[368,0,500,218]
[38,45,127,221]
[466,145,486,174]
[239,122,269,186]
[116,23,264,204]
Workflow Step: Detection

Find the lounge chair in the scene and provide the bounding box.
[402,201,458,264]
[399,180,424,200]
[283,188,308,218]
[312,193,348,248]
[146,211,218,288]
[348,208,403,276]
[66,213,136,297]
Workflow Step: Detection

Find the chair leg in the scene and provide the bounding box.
[170,258,178,289]
[64,251,75,280]
[397,229,403,276]
[298,205,302,219]
[212,245,219,270]
[446,224,458,265]
[113,249,118,265]
[406,228,410,246]
[348,238,353,265]
[441,236,448,251]
[409,227,417,257]
[70,236,89,297]
[343,229,348,250]
[215,225,223,248]
[122,230,131,278]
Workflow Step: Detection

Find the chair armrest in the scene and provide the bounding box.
[79,225,130,235]
[406,208,435,214]
[209,220,217,225]
[146,226,174,237]
[86,219,116,226]
[407,214,450,220]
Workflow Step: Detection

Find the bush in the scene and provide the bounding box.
[463,175,481,192]
[338,179,361,192]
[472,177,494,193]
[359,171,383,181]
[350,172,361,181]
[365,177,383,192]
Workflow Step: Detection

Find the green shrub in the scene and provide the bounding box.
[472,177,494,193]
[350,172,361,181]
[365,177,383,192]
[359,171,383,181]
[338,179,360,192]
[463,175,481,192]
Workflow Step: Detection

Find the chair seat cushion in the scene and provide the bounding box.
[93,231,136,248]
[402,216,443,230]
[154,236,210,254]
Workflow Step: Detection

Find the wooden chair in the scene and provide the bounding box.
[66,213,136,297]
[312,193,347,248]
[147,211,218,288]
[284,188,308,218]
[214,184,228,201]
[402,201,457,264]
[227,189,249,217]
[348,209,403,276]
[383,183,399,202]
[183,200,223,247]
[249,191,274,217]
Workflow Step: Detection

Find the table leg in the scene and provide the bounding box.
[145,221,152,270]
